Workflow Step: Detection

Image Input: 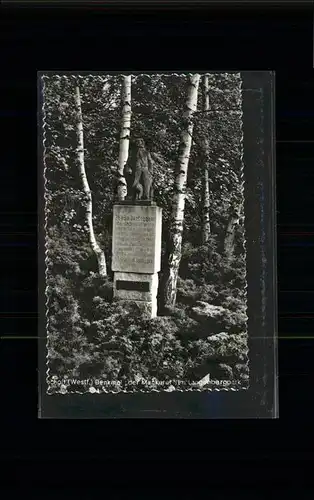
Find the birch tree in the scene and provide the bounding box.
[162,74,201,307]
[117,75,132,201]
[201,75,211,243]
[223,164,243,263]
[223,209,240,263]
[74,83,107,277]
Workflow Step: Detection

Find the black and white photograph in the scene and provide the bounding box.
[39,71,273,400]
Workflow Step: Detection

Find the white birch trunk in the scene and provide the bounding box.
[202,74,211,243]
[202,159,211,244]
[223,204,242,263]
[162,74,201,307]
[74,84,107,277]
[117,75,132,200]
[204,73,210,110]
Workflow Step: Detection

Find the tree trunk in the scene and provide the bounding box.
[204,73,210,111]
[201,75,211,244]
[117,75,132,201]
[202,160,211,244]
[162,74,201,308]
[74,84,107,277]
[223,205,241,263]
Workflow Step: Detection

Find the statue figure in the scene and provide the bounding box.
[125,138,154,201]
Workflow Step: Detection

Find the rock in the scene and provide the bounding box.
[191,302,226,322]
[190,301,248,335]
[190,302,226,335]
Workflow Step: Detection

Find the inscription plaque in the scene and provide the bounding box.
[112,204,162,274]
[116,280,150,292]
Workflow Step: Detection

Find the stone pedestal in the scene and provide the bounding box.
[112,202,162,318]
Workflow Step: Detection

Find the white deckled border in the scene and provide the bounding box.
[239,74,249,387]
[42,72,249,395]
[48,387,243,395]
[41,75,52,391]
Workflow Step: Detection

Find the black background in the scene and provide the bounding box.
[1,0,314,489]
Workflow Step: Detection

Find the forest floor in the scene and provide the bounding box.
[47,248,249,394]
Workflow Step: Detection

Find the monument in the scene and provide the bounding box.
[112,140,162,318]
